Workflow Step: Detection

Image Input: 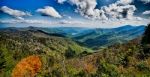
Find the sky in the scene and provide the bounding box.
[0,0,150,28]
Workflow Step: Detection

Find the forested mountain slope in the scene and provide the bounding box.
[0,24,149,77]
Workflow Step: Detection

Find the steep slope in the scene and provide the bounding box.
[0,28,91,77]
[0,25,148,77]
[63,37,150,77]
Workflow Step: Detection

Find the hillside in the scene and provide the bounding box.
[64,37,148,77]
[0,28,91,77]
[74,25,145,49]
[37,25,145,49]
[0,24,150,77]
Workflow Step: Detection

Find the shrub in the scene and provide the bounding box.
[137,61,149,72]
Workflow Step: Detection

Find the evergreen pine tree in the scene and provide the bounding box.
[141,24,150,55]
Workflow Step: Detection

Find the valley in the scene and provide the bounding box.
[0,24,150,77]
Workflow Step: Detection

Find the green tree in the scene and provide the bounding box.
[141,24,150,56]
[65,48,76,58]
[141,24,150,45]
[0,50,6,69]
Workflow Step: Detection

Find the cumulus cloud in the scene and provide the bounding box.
[37,6,62,18]
[0,6,31,20]
[141,0,150,3]
[143,10,150,15]
[57,0,136,20]
[70,0,103,19]
[101,0,136,20]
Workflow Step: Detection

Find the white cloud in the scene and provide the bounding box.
[141,0,150,3]
[70,0,102,19]
[87,17,149,28]
[135,17,143,21]
[62,14,72,19]
[37,6,62,18]
[59,20,84,24]
[57,0,67,4]
[101,2,136,20]
[0,19,50,24]
[57,0,136,20]
[0,17,149,28]
[0,19,84,26]
[117,0,133,5]
[0,6,31,20]
[143,10,150,15]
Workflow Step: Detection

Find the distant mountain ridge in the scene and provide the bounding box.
[73,25,145,49]
[0,25,145,49]
[40,25,144,49]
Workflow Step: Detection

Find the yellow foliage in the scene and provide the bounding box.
[12,55,42,77]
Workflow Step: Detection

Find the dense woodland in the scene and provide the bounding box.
[0,24,150,77]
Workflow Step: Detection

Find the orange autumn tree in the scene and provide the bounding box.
[83,62,96,73]
[12,55,42,77]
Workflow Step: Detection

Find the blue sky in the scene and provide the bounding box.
[0,0,150,28]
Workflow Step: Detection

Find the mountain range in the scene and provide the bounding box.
[37,25,145,49]
[0,24,150,77]
[0,25,145,49]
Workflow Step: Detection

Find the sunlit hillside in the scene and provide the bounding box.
[0,24,150,77]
